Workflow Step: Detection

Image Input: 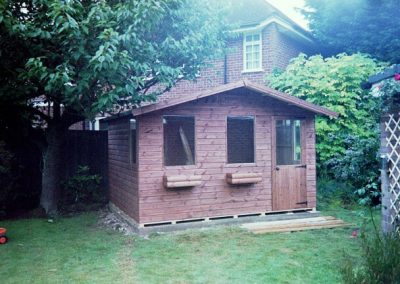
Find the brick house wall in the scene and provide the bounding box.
[158,23,312,101]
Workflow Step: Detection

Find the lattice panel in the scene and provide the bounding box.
[385,114,400,231]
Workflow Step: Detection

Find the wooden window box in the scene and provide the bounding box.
[164,175,202,188]
[226,173,262,185]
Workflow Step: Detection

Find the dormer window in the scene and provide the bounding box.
[243,32,262,72]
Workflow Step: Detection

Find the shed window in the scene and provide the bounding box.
[163,116,195,166]
[243,32,262,71]
[129,119,137,164]
[276,120,301,165]
[227,116,255,163]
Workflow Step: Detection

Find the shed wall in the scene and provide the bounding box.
[107,117,139,221]
[136,89,316,224]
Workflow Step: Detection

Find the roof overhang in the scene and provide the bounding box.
[232,15,314,45]
[132,80,338,118]
[368,64,400,85]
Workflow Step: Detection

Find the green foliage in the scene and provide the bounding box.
[317,179,356,209]
[0,141,21,217]
[342,230,400,284]
[0,0,230,212]
[303,0,400,64]
[61,166,104,212]
[372,77,400,113]
[325,135,380,206]
[0,0,229,120]
[267,54,383,204]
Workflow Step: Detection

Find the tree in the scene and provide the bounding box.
[303,0,400,64]
[0,0,229,214]
[267,53,383,201]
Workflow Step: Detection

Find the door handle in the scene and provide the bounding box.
[275,166,280,171]
[295,164,307,168]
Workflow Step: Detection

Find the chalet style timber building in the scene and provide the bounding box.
[102,0,337,233]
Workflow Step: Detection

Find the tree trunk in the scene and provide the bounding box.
[40,123,66,215]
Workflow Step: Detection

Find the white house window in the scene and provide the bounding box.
[243,32,262,72]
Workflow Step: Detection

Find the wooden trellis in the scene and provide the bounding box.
[384,114,400,232]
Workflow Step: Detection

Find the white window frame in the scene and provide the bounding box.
[242,31,263,73]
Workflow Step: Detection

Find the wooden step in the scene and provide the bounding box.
[241,216,352,234]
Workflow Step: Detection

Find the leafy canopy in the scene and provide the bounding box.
[267,53,384,202]
[0,0,229,124]
[303,0,400,64]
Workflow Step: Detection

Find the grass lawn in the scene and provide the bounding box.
[0,207,378,284]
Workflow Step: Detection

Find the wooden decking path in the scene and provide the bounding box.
[241,216,352,234]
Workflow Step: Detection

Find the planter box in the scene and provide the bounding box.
[226,173,262,185]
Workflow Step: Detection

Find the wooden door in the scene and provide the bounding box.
[272,119,307,211]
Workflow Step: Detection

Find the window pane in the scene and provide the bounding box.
[246,61,252,70]
[129,119,137,164]
[246,45,253,53]
[246,52,252,61]
[246,35,253,42]
[163,116,195,166]
[253,34,260,41]
[227,116,254,163]
[276,120,301,165]
[294,120,301,161]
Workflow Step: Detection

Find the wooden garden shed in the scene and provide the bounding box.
[105,80,337,231]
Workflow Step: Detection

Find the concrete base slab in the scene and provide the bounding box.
[109,203,321,236]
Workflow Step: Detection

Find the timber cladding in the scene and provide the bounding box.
[131,88,317,224]
[107,117,139,221]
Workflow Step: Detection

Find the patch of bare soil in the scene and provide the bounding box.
[97,207,136,235]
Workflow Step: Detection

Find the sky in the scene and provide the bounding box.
[266,0,309,30]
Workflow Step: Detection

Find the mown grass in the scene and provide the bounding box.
[0,207,378,284]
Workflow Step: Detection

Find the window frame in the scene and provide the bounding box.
[274,118,305,166]
[162,115,196,168]
[226,115,256,165]
[242,31,263,73]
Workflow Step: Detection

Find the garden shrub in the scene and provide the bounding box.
[60,165,105,213]
[342,230,400,284]
[0,140,42,218]
[317,178,356,209]
[267,53,384,205]
[0,141,21,217]
[324,134,380,206]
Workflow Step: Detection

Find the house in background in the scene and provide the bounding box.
[160,0,315,99]
[103,1,336,232]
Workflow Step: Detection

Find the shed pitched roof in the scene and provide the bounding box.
[132,80,338,118]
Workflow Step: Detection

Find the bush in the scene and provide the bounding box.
[267,54,383,206]
[324,134,380,206]
[342,230,400,284]
[0,141,21,217]
[60,165,105,213]
[317,179,356,209]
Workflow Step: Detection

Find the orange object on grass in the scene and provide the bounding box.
[0,228,8,244]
